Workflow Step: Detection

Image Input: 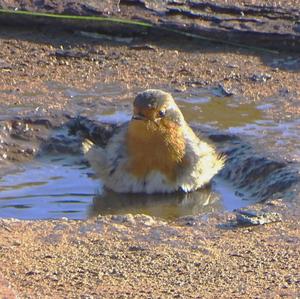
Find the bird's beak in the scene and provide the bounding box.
[132,114,146,121]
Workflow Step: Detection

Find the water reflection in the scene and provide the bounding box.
[89,187,222,220]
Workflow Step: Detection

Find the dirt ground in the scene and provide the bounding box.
[0,25,300,298]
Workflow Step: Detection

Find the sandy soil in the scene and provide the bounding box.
[1,211,300,298]
[0,27,299,109]
[0,26,300,298]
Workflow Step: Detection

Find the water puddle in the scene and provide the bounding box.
[0,84,299,220]
[0,156,98,220]
[0,155,255,220]
[76,86,265,129]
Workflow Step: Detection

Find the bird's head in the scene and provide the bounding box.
[132,89,185,126]
[128,89,187,181]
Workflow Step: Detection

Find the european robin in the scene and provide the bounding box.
[83,89,224,194]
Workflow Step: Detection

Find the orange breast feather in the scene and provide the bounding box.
[126,119,186,182]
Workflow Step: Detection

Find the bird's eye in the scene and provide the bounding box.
[158,110,166,117]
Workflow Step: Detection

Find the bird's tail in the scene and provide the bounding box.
[82,138,95,155]
[217,153,227,170]
[82,139,106,178]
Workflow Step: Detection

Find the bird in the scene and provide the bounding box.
[83,89,225,194]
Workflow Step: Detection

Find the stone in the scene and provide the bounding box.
[235,209,282,226]
[250,73,272,83]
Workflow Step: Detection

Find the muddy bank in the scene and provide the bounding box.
[0,0,300,51]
